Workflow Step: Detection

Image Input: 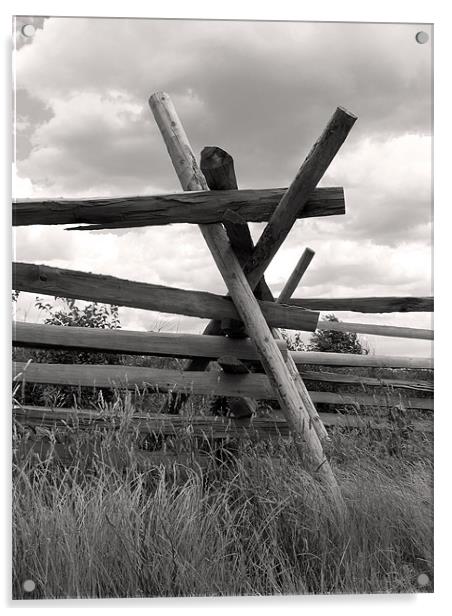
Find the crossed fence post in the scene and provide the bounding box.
[149,91,356,511]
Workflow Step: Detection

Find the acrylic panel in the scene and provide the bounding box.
[12,16,433,599]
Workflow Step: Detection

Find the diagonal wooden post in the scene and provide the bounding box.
[277,248,315,304]
[160,107,356,426]
[149,91,344,508]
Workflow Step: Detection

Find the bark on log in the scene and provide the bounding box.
[13,187,345,229]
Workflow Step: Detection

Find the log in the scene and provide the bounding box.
[299,370,433,392]
[12,321,288,360]
[149,91,342,502]
[13,187,345,229]
[289,296,434,313]
[277,248,315,304]
[242,107,357,290]
[12,362,433,410]
[292,351,433,369]
[13,321,433,369]
[159,147,266,415]
[317,319,433,340]
[201,152,326,442]
[13,262,319,333]
[13,406,434,436]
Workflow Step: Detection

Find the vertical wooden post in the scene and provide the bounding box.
[149,92,344,510]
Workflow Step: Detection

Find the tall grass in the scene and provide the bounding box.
[12,409,433,599]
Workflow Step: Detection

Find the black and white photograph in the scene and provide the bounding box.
[11,12,433,600]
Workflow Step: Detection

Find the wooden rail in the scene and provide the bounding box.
[292,351,433,369]
[13,187,344,229]
[13,263,319,333]
[12,322,288,360]
[13,406,434,435]
[13,322,433,369]
[317,319,433,340]
[12,362,433,410]
[13,263,433,340]
[289,296,433,313]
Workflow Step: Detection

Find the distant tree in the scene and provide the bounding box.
[308,314,368,355]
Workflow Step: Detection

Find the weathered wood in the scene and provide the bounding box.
[149,91,342,502]
[12,321,288,360]
[13,188,345,229]
[13,321,433,370]
[199,150,327,442]
[12,362,433,410]
[160,147,265,416]
[243,107,357,291]
[292,351,433,369]
[289,296,434,313]
[217,355,251,375]
[13,262,319,332]
[299,370,433,392]
[318,319,433,340]
[202,148,259,338]
[277,248,315,304]
[185,109,357,448]
[13,406,434,436]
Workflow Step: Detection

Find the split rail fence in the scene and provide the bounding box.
[12,92,433,507]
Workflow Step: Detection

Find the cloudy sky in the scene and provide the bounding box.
[12,16,433,357]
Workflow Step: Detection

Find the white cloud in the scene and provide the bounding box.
[12,18,433,357]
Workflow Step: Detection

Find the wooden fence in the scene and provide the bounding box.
[12,92,433,511]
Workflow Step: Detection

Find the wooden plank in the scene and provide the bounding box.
[277,248,315,304]
[13,262,319,332]
[318,319,433,340]
[13,321,433,369]
[12,362,433,409]
[289,296,434,313]
[13,406,434,435]
[13,187,345,229]
[12,321,288,360]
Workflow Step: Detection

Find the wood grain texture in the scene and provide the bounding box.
[13,188,345,229]
[289,296,434,313]
[13,406,434,436]
[12,362,433,409]
[13,262,319,332]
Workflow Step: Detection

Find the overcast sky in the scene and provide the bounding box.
[12,16,433,356]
